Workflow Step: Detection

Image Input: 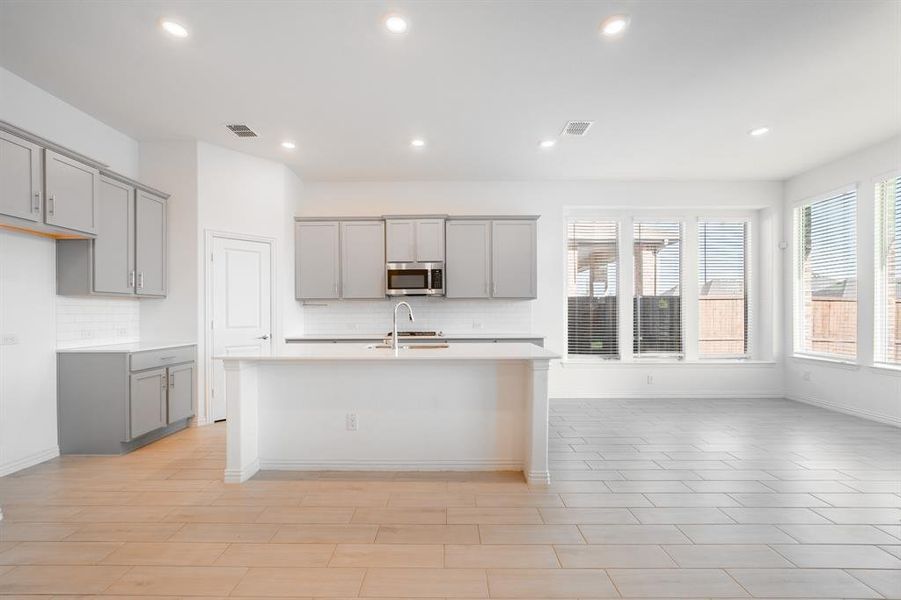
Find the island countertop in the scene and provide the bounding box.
[216,342,559,362]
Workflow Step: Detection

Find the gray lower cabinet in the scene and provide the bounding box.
[44,149,99,235]
[56,178,167,297]
[0,129,42,222]
[57,345,195,454]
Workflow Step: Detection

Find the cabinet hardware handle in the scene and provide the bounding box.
[33,192,40,213]
[170,374,175,388]
[129,271,136,288]
[48,194,55,216]
[492,282,497,296]
[159,355,176,361]
[256,334,270,340]
[138,272,144,289]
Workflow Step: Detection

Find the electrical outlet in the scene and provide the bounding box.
[1,334,19,346]
[647,375,654,384]
[116,328,128,337]
[346,413,358,431]
[472,321,483,330]
[802,371,811,381]
[80,329,94,339]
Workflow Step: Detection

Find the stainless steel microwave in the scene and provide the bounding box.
[386,262,444,296]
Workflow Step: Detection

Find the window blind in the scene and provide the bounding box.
[795,188,857,359]
[876,176,901,365]
[633,222,683,356]
[698,221,748,357]
[566,221,618,356]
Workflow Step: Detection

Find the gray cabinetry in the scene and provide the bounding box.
[295,220,341,299]
[341,220,386,298]
[445,220,491,298]
[57,344,195,454]
[0,129,42,222]
[94,176,135,294]
[385,218,445,262]
[56,178,167,297]
[44,149,99,234]
[130,368,167,438]
[492,219,537,298]
[135,190,167,296]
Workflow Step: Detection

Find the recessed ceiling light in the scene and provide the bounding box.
[600,14,630,37]
[281,141,297,150]
[410,138,426,148]
[749,126,770,137]
[160,19,189,38]
[539,139,557,149]
[384,14,409,34]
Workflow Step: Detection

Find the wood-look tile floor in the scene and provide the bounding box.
[1,397,900,598]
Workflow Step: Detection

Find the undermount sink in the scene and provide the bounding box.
[366,343,449,350]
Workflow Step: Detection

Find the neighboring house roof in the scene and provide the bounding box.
[811,276,857,300]
[700,278,745,296]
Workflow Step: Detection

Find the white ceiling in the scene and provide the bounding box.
[1,0,899,181]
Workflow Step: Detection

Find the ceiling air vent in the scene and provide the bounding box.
[561,120,594,137]
[225,123,258,138]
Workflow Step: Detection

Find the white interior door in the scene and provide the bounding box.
[210,236,272,422]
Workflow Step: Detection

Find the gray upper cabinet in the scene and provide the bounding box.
[385,219,416,262]
[135,190,167,296]
[93,177,135,294]
[386,218,445,262]
[296,220,341,299]
[129,368,167,439]
[44,149,99,234]
[491,219,537,298]
[341,220,386,298]
[167,363,195,424]
[445,220,491,298]
[415,219,445,261]
[0,130,42,222]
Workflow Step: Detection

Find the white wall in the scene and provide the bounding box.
[0,66,141,474]
[299,180,784,399]
[782,135,901,426]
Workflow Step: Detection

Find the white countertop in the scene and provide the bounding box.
[216,342,558,362]
[57,341,195,353]
[286,333,544,341]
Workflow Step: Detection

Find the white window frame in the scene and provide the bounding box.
[696,216,753,360]
[874,170,901,368]
[791,183,860,363]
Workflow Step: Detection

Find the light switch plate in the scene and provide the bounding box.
[1,334,19,346]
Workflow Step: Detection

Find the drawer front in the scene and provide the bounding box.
[130,346,195,371]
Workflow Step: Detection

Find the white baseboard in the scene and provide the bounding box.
[0,446,60,477]
[551,392,783,400]
[259,458,524,472]
[787,393,901,428]
[224,459,260,483]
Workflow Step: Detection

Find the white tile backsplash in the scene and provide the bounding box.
[56,296,140,349]
[300,297,532,336]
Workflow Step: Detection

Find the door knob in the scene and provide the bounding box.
[256,334,270,340]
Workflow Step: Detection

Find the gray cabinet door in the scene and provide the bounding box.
[295,221,340,299]
[167,363,195,423]
[341,220,386,298]
[135,190,167,296]
[445,220,491,298]
[44,149,99,234]
[93,177,135,294]
[129,368,167,439]
[0,130,42,222]
[491,219,537,298]
[415,219,445,262]
[385,219,416,262]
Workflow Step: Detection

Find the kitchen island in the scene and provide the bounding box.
[217,342,558,484]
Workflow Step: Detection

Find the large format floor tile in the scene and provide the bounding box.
[1,397,899,598]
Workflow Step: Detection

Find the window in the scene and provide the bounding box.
[876,175,901,365]
[566,221,618,356]
[633,222,683,356]
[794,188,858,359]
[698,221,748,358]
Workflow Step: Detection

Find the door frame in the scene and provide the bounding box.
[202,229,278,426]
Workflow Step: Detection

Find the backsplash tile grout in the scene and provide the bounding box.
[56,296,140,349]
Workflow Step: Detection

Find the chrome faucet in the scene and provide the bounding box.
[392,301,415,353]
